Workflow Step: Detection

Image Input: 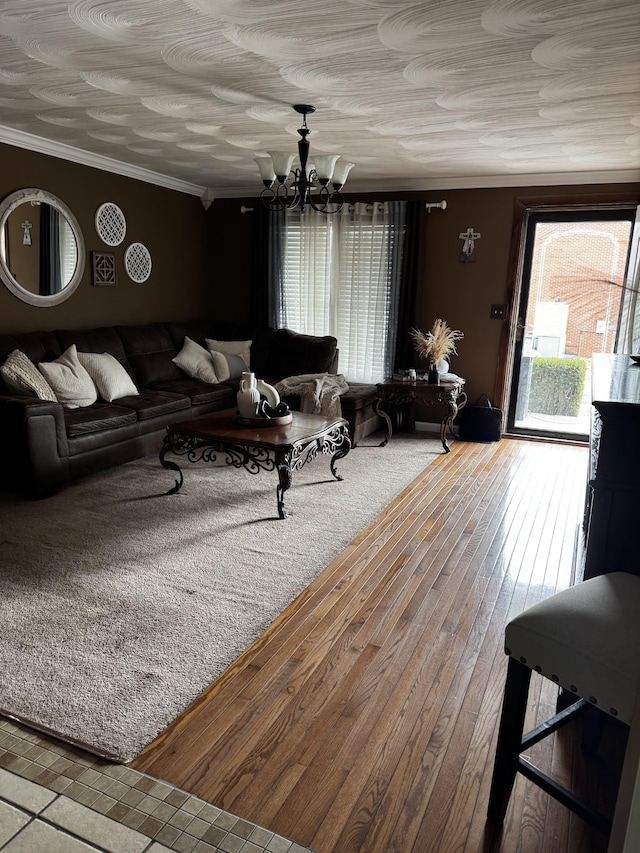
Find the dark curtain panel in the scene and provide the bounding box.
[385,200,408,378]
[394,200,427,370]
[249,206,285,328]
[39,204,62,295]
[267,208,286,329]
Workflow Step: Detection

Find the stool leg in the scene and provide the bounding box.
[581,706,606,757]
[487,657,532,825]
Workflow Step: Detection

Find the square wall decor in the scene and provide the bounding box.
[92,252,117,286]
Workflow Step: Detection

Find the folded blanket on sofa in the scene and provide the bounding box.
[275,373,349,418]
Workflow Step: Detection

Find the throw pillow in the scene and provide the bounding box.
[205,339,251,382]
[77,351,139,402]
[1,349,58,401]
[207,350,248,382]
[172,336,219,384]
[38,344,98,409]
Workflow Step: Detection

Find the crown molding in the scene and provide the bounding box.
[0,125,206,197]
[1,124,637,202]
[209,169,640,199]
[347,171,640,192]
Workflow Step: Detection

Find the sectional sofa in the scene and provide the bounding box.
[0,320,381,499]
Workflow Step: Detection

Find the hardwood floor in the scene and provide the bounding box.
[133,437,623,852]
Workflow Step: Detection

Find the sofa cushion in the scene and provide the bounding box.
[56,327,130,365]
[173,337,219,383]
[265,329,337,381]
[116,323,183,387]
[1,349,58,401]
[115,389,191,420]
[151,379,235,407]
[165,320,246,350]
[64,402,137,437]
[39,345,98,409]
[340,383,379,411]
[77,351,139,402]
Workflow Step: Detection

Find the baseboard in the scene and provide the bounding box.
[414,421,446,436]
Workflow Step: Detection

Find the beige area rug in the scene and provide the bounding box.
[0,431,442,762]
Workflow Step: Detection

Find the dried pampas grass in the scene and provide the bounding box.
[411,319,464,364]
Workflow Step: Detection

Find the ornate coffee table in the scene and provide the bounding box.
[160,409,351,519]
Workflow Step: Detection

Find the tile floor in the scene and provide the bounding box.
[0,718,314,853]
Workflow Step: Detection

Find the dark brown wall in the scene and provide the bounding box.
[206,197,256,324]
[0,143,210,334]
[208,183,640,405]
[2,142,637,408]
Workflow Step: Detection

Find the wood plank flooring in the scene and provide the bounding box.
[133,437,623,853]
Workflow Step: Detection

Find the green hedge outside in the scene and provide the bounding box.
[528,357,587,417]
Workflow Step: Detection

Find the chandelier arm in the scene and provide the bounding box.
[260,186,277,205]
[261,185,300,211]
[308,187,344,214]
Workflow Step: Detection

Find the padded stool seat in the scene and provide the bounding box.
[488,572,640,836]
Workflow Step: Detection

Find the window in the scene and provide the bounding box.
[273,201,406,383]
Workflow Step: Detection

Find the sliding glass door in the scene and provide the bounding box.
[507,210,635,441]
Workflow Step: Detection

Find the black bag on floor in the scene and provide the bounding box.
[457,395,503,442]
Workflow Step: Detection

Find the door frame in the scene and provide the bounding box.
[494,191,640,423]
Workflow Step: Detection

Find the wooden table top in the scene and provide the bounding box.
[378,378,464,390]
[166,409,347,450]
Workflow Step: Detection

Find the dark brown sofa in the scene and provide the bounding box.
[0,319,381,499]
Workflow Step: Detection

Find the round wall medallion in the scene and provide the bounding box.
[124,242,152,283]
[95,202,126,246]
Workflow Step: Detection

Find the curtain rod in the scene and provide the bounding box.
[242,200,448,213]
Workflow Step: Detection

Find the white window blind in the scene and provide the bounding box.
[59,216,78,287]
[278,202,405,383]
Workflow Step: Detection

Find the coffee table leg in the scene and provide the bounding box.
[160,435,184,494]
[276,451,293,519]
[330,429,351,480]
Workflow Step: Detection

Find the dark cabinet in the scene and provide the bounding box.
[583,353,640,579]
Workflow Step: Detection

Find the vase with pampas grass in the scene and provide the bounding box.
[411,320,464,384]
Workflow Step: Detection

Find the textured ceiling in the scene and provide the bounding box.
[0,0,638,197]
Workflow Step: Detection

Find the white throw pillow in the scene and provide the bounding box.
[205,339,251,382]
[172,336,219,384]
[205,338,251,367]
[1,349,58,401]
[77,351,139,402]
[38,344,97,409]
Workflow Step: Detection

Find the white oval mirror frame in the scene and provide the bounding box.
[0,188,86,307]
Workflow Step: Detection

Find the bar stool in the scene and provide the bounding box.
[487,571,640,837]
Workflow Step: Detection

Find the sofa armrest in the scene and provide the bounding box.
[265,329,338,381]
[1,395,69,497]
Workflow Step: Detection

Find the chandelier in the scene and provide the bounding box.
[255,105,354,214]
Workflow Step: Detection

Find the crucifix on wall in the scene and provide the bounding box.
[22,220,32,245]
[459,226,480,262]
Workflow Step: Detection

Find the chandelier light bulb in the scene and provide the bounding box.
[254,156,275,186]
[268,151,295,182]
[312,154,340,183]
[332,159,355,190]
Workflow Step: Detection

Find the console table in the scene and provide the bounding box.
[376,378,467,453]
[583,353,640,579]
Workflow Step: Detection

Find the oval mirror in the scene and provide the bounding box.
[0,188,86,307]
